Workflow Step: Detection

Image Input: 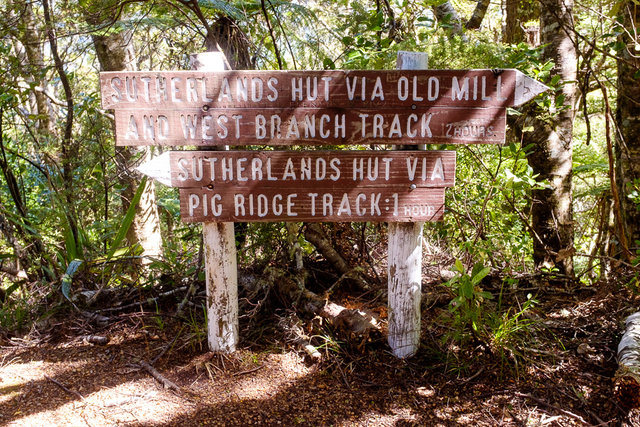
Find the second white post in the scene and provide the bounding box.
[387,51,428,359]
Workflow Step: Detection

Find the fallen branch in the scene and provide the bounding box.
[232,365,264,376]
[130,361,179,391]
[98,286,188,313]
[277,312,322,360]
[270,268,381,339]
[81,335,109,345]
[304,223,371,293]
[45,375,84,400]
[515,392,590,425]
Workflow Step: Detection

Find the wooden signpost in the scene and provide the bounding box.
[137,150,456,223]
[100,69,546,147]
[100,52,547,358]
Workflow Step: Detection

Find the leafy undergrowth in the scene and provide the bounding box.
[0,276,638,426]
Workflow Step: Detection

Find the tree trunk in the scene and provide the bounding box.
[432,1,464,38]
[269,268,381,340]
[519,0,577,276]
[303,223,371,293]
[205,16,253,70]
[502,0,525,44]
[466,0,492,30]
[9,0,55,134]
[87,9,164,262]
[615,1,640,253]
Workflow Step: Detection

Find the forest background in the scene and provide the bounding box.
[1,0,640,424]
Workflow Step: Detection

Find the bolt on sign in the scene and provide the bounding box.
[137,150,456,222]
[100,69,547,147]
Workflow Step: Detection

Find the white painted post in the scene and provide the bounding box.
[190,52,239,353]
[387,51,429,359]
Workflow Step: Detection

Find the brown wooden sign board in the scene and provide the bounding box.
[139,150,454,223]
[179,187,446,223]
[113,107,505,146]
[100,69,544,110]
[139,150,456,189]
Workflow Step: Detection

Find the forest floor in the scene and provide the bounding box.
[1,275,639,426]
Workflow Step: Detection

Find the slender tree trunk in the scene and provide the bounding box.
[466,0,492,30]
[432,1,464,38]
[42,0,81,251]
[615,2,640,252]
[205,16,253,70]
[519,0,577,276]
[503,0,525,43]
[10,0,55,134]
[87,10,164,262]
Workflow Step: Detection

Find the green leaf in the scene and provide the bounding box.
[478,291,494,300]
[61,259,83,302]
[106,176,147,261]
[471,266,490,285]
[63,221,77,262]
[454,259,465,273]
[5,282,21,298]
[461,279,474,299]
[197,0,244,20]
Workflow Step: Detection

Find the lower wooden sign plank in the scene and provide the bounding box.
[166,150,455,189]
[179,187,446,223]
[114,107,505,146]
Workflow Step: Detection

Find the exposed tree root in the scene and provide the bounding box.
[265,267,381,340]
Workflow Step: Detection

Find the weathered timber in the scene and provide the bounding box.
[100,69,547,110]
[194,51,239,354]
[137,150,456,188]
[112,107,506,146]
[269,268,381,339]
[616,311,640,408]
[179,187,445,222]
[387,51,428,359]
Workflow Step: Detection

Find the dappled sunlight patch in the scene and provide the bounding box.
[0,357,92,425]
[9,378,192,426]
[0,360,49,404]
[352,404,418,425]
[226,352,311,400]
[182,350,313,401]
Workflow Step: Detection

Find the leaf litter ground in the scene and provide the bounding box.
[0,279,637,426]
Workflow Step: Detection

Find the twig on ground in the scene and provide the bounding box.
[45,375,85,400]
[98,286,188,313]
[232,365,264,376]
[333,359,351,389]
[151,332,181,365]
[460,366,485,384]
[129,361,179,392]
[515,392,591,425]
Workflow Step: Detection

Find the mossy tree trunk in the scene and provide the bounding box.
[615,1,640,254]
[85,4,164,263]
[520,0,577,276]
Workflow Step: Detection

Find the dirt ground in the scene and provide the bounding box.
[0,279,638,426]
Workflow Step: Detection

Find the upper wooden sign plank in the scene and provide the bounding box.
[100,69,548,111]
[114,107,506,146]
